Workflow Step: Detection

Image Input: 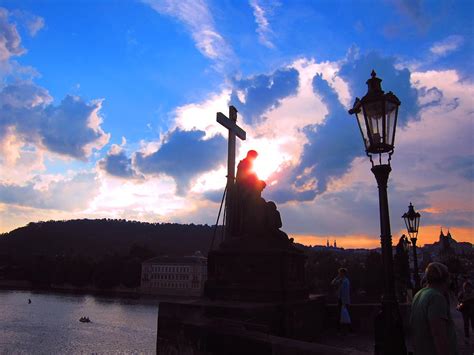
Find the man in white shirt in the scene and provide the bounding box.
[331,268,352,334]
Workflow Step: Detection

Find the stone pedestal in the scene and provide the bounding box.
[205,247,307,302]
[157,236,315,354]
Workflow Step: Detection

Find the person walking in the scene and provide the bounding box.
[457,281,474,345]
[331,268,352,334]
[410,262,459,355]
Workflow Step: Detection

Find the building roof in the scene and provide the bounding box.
[143,251,206,265]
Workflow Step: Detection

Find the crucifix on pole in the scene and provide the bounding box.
[217,105,246,235]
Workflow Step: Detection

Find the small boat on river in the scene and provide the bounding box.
[79,317,91,323]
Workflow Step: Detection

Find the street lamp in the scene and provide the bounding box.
[349,70,407,355]
[402,202,421,290]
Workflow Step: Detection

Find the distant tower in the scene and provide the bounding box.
[327,239,330,248]
[334,240,337,248]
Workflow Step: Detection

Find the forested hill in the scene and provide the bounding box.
[0,219,218,260]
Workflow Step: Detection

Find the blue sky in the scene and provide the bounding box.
[0,0,472,247]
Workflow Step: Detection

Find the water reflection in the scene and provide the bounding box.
[0,290,158,354]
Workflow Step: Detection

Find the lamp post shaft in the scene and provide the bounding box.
[411,238,420,290]
[372,165,396,301]
[372,164,407,355]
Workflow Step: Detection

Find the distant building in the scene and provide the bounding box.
[141,251,207,297]
[423,228,473,258]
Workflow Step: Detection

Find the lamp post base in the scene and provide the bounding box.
[410,238,420,292]
[374,300,408,355]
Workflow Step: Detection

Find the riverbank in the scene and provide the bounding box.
[0,279,196,302]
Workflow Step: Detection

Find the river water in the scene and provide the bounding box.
[0,290,158,354]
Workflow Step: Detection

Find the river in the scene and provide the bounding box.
[0,290,158,354]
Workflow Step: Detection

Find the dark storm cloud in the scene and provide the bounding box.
[0,81,109,159]
[338,52,419,126]
[135,129,226,194]
[418,86,443,109]
[264,75,361,203]
[301,74,361,193]
[267,53,421,204]
[99,149,140,179]
[230,67,299,125]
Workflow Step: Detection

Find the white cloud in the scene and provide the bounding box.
[173,89,231,139]
[0,8,26,61]
[249,0,275,48]
[0,172,100,211]
[430,35,464,57]
[11,9,45,37]
[0,82,110,161]
[143,0,234,70]
[88,173,188,219]
[25,15,44,36]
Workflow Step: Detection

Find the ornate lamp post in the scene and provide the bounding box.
[402,202,421,290]
[349,70,407,355]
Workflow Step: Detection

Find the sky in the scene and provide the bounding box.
[0,0,472,248]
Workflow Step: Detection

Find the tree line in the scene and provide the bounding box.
[0,219,217,289]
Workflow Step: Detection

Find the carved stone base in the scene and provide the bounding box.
[205,241,308,302]
[156,296,327,354]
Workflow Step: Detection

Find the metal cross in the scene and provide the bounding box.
[217,106,246,234]
[217,105,246,189]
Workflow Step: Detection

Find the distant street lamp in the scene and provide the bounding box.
[402,202,421,290]
[349,70,407,355]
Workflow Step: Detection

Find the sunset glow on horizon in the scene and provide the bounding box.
[293,225,473,249]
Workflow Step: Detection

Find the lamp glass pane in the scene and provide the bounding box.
[363,101,384,150]
[414,214,420,233]
[408,218,415,233]
[355,111,369,150]
[385,101,398,147]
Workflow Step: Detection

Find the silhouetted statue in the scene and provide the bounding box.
[236,150,266,196]
[394,235,411,302]
[264,201,282,230]
[230,150,265,236]
[228,150,290,245]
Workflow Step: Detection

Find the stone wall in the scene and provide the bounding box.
[324,303,412,334]
[156,299,412,354]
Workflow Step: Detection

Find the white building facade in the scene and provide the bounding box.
[141,251,207,297]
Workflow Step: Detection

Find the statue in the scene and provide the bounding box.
[394,235,411,302]
[228,150,290,245]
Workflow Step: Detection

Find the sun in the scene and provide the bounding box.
[241,139,288,181]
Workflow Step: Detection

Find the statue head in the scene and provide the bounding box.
[267,201,277,211]
[246,150,258,160]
